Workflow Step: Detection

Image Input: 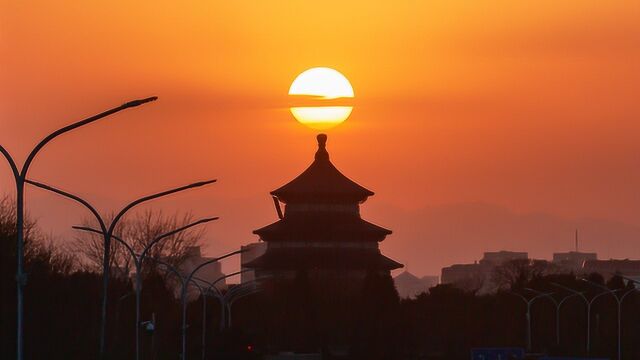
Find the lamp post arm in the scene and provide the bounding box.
[619,288,639,304]
[144,256,186,287]
[227,285,261,303]
[203,270,248,294]
[185,249,243,285]
[525,288,558,306]
[195,270,250,298]
[108,179,216,235]
[224,280,262,302]
[27,180,108,235]
[139,217,218,262]
[21,97,157,178]
[591,290,615,306]
[530,292,554,305]
[188,278,205,297]
[581,278,625,303]
[228,287,262,306]
[73,226,137,266]
[551,282,589,305]
[508,291,530,305]
[558,292,582,309]
[0,145,20,180]
[621,276,640,286]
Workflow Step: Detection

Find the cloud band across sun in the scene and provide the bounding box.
[288,67,354,130]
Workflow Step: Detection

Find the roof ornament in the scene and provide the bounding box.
[315,133,329,161]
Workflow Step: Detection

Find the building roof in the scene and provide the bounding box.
[244,247,403,270]
[271,134,374,203]
[253,213,391,242]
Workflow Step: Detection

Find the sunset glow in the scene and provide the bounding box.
[288,67,354,129]
[2,1,640,279]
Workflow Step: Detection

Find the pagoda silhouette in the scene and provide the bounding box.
[246,134,402,286]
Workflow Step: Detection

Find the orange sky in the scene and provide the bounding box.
[2,1,640,276]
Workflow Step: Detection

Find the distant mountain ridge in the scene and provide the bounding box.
[367,201,640,276]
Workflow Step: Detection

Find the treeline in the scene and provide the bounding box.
[228,271,640,360]
[0,197,228,359]
[3,194,640,359]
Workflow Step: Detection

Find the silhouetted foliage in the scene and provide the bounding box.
[73,209,205,275]
[3,195,640,359]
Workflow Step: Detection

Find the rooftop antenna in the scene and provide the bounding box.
[575,229,578,252]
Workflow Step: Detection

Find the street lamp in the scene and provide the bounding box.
[580,278,636,360]
[74,216,218,360]
[192,271,248,360]
[224,281,264,329]
[524,287,581,346]
[0,96,157,360]
[551,281,611,356]
[509,290,552,351]
[26,177,215,359]
[145,249,244,360]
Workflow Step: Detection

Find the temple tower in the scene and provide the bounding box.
[246,134,402,285]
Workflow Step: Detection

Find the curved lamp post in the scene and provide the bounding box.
[193,271,248,360]
[224,281,264,329]
[145,249,244,360]
[74,216,218,360]
[0,96,157,360]
[580,278,636,360]
[26,177,215,359]
[551,281,612,356]
[525,287,581,346]
[509,290,552,351]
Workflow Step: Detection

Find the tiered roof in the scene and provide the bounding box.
[254,213,391,243]
[247,134,402,271]
[271,134,374,203]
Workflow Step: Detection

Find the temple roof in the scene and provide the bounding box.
[271,134,374,203]
[254,213,392,242]
[243,247,403,271]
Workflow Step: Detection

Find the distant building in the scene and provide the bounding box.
[480,251,528,265]
[441,262,488,289]
[241,242,267,283]
[583,259,640,279]
[553,251,597,272]
[178,246,226,294]
[394,271,438,298]
[441,251,529,292]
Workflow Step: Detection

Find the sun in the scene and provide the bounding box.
[288,67,354,130]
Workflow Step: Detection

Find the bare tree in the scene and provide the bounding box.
[492,259,556,291]
[73,209,205,277]
[1,195,77,276]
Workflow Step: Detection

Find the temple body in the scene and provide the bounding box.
[246,134,402,284]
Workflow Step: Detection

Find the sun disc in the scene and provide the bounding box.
[288,67,354,129]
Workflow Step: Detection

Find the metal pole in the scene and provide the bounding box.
[15,182,24,360]
[586,302,591,356]
[181,286,189,360]
[28,178,214,359]
[77,216,217,360]
[581,278,627,360]
[524,288,557,347]
[146,251,242,360]
[618,301,621,360]
[182,250,244,359]
[135,265,142,360]
[0,96,158,360]
[556,307,560,346]
[202,296,207,360]
[1,99,154,359]
[551,282,592,355]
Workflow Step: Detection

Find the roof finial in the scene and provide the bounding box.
[315,134,329,161]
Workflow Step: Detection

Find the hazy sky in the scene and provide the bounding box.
[2,1,640,275]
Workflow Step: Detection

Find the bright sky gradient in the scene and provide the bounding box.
[1,1,640,275]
